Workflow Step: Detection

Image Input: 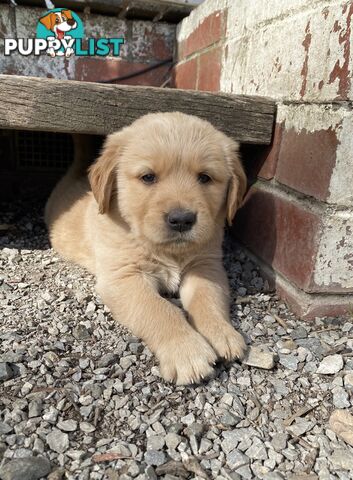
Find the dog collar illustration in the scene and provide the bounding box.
[4,8,124,58]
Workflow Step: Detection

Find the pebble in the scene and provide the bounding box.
[264,473,284,480]
[80,422,96,433]
[226,450,249,470]
[245,438,268,460]
[235,464,252,479]
[221,431,241,454]
[145,465,158,480]
[290,326,308,339]
[0,362,14,381]
[57,419,78,432]
[0,456,51,480]
[73,324,91,341]
[43,407,59,423]
[332,386,350,408]
[220,411,241,426]
[47,468,65,480]
[330,449,353,471]
[329,410,353,447]
[97,352,119,368]
[242,346,275,369]
[279,354,299,371]
[282,447,298,462]
[317,355,344,374]
[0,422,13,435]
[79,358,90,369]
[287,419,314,436]
[147,435,165,451]
[20,382,33,396]
[46,429,69,453]
[342,322,353,332]
[271,433,288,452]
[180,413,195,425]
[144,450,166,466]
[165,433,182,450]
[184,423,204,438]
[344,373,353,388]
[28,400,42,418]
[86,301,96,314]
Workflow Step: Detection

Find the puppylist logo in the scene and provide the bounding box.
[4,8,124,58]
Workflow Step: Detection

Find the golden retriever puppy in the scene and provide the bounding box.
[45,112,247,385]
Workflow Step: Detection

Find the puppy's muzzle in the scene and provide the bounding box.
[166,209,197,233]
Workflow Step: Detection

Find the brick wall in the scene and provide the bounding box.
[0,5,175,86]
[174,0,353,319]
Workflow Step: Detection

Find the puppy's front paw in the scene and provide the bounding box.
[204,322,247,362]
[157,332,217,385]
[65,47,74,57]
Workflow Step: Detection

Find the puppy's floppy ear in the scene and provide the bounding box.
[225,139,247,226]
[39,12,55,31]
[62,9,73,20]
[88,132,122,214]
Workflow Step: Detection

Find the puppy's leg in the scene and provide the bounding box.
[180,262,247,361]
[96,274,217,385]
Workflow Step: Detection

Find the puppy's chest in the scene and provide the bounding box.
[153,262,182,294]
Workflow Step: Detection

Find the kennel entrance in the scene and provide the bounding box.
[0,129,75,200]
[0,129,105,200]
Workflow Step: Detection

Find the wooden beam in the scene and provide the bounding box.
[2,0,202,19]
[0,75,276,144]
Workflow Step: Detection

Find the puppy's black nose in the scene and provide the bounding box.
[166,209,197,232]
[67,18,76,26]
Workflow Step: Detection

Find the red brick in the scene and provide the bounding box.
[276,282,353,320]
[258,123,282,180]
[276,127,338,201]
[75,58,169,86]
[302,302,352,319]
[173,58,198,90]
[233,186,321,291]
[198,47,221,92]
[241,240,353,320]
[179,11,224,59]
[327,2,353,100]
[242,123,282,182]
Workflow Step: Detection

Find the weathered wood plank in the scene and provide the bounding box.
[0,75,276,144]
[7,0,202,20]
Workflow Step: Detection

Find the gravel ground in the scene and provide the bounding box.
[1,199,353,480]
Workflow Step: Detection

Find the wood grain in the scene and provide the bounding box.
[0,75,276,144]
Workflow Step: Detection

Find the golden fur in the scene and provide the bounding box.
[45,112,247,385]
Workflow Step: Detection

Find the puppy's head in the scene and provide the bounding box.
[39,10,77,38]
[89,113,246,250]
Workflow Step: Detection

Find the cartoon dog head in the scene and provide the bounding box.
[39,10,77,40]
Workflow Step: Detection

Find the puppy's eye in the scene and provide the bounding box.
[198,173,212,184]
[55,17,60,23]
[141,173,156,184]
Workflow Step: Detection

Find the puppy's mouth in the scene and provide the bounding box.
[162,231,194,245]
[56,28,65,40]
